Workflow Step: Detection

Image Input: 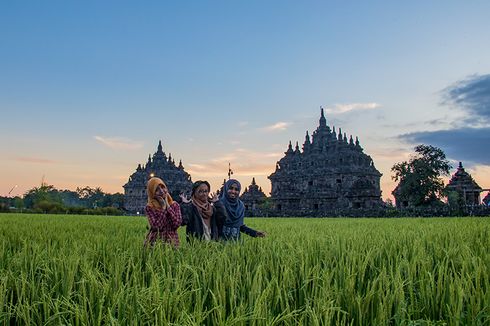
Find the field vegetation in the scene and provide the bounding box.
[0,213,489,325]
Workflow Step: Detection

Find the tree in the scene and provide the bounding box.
[391,144,451,207]
[23,184,62,209]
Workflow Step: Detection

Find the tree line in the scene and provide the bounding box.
[0,185,124,215]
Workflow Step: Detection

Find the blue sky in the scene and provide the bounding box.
[1,1,490,199]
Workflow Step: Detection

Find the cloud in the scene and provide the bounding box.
[399,127,490,165]
[395,74,490,167]
[325,102,380,114]
[15,157,57,164]
[442,74,490,125]
[380,117,452,130]
[262,122,291,132]
[94,136,144,150]
[186,149,283,177]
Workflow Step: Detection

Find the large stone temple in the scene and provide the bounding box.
[268,108,382,215]
[123,141,192,213]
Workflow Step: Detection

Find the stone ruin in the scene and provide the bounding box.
[123,141,192,214]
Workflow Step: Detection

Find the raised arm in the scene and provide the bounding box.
[166,202,183,229]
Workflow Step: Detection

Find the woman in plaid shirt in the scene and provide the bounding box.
[144,177,182,247]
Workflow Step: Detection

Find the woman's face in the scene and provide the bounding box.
[194,183,209,202]
[227,183,240,199]
[155,183,168,197]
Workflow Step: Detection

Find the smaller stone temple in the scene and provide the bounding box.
[123,141,193,214]
[240,178,267,216]
[445,162,482,206]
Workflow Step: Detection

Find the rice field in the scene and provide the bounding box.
[0,213,489,325]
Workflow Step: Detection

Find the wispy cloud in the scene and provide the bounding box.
[186,149,283,177]
[15,157,57,164]
[442,73,490,126]
[94,136,144,150]
[368,148,411,161]
[262,121,291,132]
[238,121,249,127]
[325,102,381,114]
[380,117,451,130]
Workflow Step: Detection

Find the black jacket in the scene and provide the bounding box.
[180,201,226,241]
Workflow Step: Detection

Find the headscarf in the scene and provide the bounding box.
[191,181,213,221]
[147,177,174,209]
[219,179,245,227]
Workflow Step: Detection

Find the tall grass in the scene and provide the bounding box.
[0,213,489,325]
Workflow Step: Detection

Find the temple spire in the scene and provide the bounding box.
[286,140,293,154]
[157,140,163,152]
[252,177,256,185]
[319,106,327,128]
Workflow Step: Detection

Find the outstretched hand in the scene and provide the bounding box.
[256,230,267,238]
[210,192,219,203]
[179,193,191,204]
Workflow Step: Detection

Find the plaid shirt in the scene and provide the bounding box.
[144,202,182,247]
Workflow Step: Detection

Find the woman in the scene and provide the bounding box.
[144,177,182,247]
[180,180,225,241]
[220,179,266,241]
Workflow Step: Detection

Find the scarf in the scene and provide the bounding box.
[191,181,213,230]
[192,195,213,227]
[219,179,245,227]
[147,177,174,209]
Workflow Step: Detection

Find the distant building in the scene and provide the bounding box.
[240,177,267,216]
[392,183,409,208]
[446,162,482,206]
[483,192,490,206]
[268,108,382,216]
[123,141,192,214]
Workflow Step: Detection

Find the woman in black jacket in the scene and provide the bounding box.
[180,180,225,241]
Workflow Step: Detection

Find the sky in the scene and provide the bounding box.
[1,1,490,201]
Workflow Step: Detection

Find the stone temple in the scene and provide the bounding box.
[123,141,192,214]
[240,177,267,216]
[268,108,382,215]
[446,162,482,206]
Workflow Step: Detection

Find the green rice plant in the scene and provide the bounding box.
[0,213,489,325]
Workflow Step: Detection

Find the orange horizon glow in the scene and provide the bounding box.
[2,158,489,204]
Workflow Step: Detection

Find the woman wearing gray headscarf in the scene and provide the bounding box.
[219,179,266,241]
